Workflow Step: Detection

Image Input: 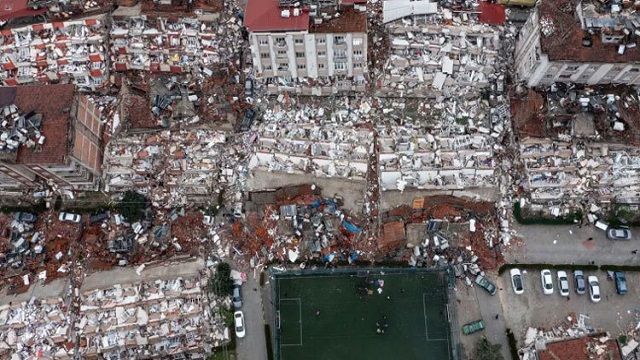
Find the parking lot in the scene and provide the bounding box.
[498,268,640,346]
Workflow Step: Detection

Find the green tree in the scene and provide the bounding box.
[116,191,148,222]
[210,262,233,297]
[475,338,504,360]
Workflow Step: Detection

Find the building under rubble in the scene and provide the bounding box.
[244,0,368,94]
[0,84,105,193]
[0,15,109,90]
[513,85,640,205]
[515,0,640,87]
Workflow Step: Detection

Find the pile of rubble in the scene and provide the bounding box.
[0,297,72,358]
[0,15,108,90]
[0,103,45,155]
[77,275,226,358]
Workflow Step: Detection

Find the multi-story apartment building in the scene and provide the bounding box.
[0,84,105,193]
[244,0,367,94]
[515,0,640,87]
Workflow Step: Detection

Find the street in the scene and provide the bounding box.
[236,273,268,360]
[508,223,639,265]
[475,278,511,360]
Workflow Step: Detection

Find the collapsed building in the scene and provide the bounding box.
[244,0,368,94]
[515,0,640,87]
[77,276,225,359]
[0,15,109,90]
[512,85,640,206]
[0,84,106,194]
[378,0,504,97]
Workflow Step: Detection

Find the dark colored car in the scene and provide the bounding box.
[462,320,485,335]
[13,212,37,223]
[241,108,256,131]
[574,270,586,295]
[90,212,110,225]
[615,271,628,295]
[232,284,242,308]
[475,275,497,296]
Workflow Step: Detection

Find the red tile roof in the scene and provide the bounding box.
[0,0,46,21]
[478,1,505,25]
[244,0,309,32]
[540,0,640,62]
[13,84,75,165]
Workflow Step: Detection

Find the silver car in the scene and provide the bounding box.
[608,228,632,240]
[574,270,586,295]
[59,212,82,223]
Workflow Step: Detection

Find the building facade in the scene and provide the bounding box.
[244,0,367,94]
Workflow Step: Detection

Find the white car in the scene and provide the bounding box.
[588,276,601,303]
[58,212,82,223]
[557,271,570,296]
[541,269,553,295]
[510,268,524,295]
[234,311,246,338]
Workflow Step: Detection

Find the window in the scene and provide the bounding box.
[318,63,325,69]
[278,63,289,71]
[275,37,285,42]
[629,68,640,72]
[317,38,326,44]
[334,49,346,58]
[354,63,362,68]
[318,51,326,57]
[277,50,287,55]
[297,64,306,70]
[353,50,363,57]
[260,53,270,58]
[559,74,572,79]
[334,62,345,70]
[296,52,304,58]
[264,65,272,70]
[294,38,303,44]
[353,37,362,46]
[565,65,579,71]
[334,36,345,44]
[259,39,268,45]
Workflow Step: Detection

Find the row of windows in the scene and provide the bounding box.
[263,62,363,71]
[258,37,364,46]
[259,50,363,58]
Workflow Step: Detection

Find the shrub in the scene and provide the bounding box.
[513,202,582,225]
[211,263,234,297]
[116,191,148,222]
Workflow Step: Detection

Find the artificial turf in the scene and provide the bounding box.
[275,270,452,360]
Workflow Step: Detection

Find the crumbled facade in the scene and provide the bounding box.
[515,0,640,87]
[0,15,109,90]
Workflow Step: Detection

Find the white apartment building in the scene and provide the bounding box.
[515,0,640,87]
[244,0,367,94]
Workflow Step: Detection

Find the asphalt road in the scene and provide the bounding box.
[508,223,640,265]
[236,274,268,360]
[475,279,511,360]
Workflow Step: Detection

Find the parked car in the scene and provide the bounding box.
[58,212,81,223]
[232,284,242,308]
[510,268,524,295]
[574,270,586,295]
[244,78,254,97]
[241,108,255,131]
[203,215,214,226]
[607,228,632,240]
[541,269,554,295]
[13,212,37,223]
[614,271,628,295]
[557,271,570,297]
[462,319,485,335]
[234,311,246,338]
[475,275,497,295]
[89,212,109,225]
[588,276,601,303]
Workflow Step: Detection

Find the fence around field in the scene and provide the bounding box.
[269,267,460,360]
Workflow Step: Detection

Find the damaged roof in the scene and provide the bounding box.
[0,0,46,21]
[244,0,310,32]
[13,84,75,165]
[539,0,640,62]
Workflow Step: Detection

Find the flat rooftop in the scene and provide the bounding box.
[539,0,640,62]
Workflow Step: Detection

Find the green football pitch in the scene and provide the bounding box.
[274,270,453,360]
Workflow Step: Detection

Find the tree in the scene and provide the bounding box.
[116,191,148,222]
[475,338,504,360]
[210,263,234,297]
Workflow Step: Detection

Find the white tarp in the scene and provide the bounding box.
[383,0,438,23]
